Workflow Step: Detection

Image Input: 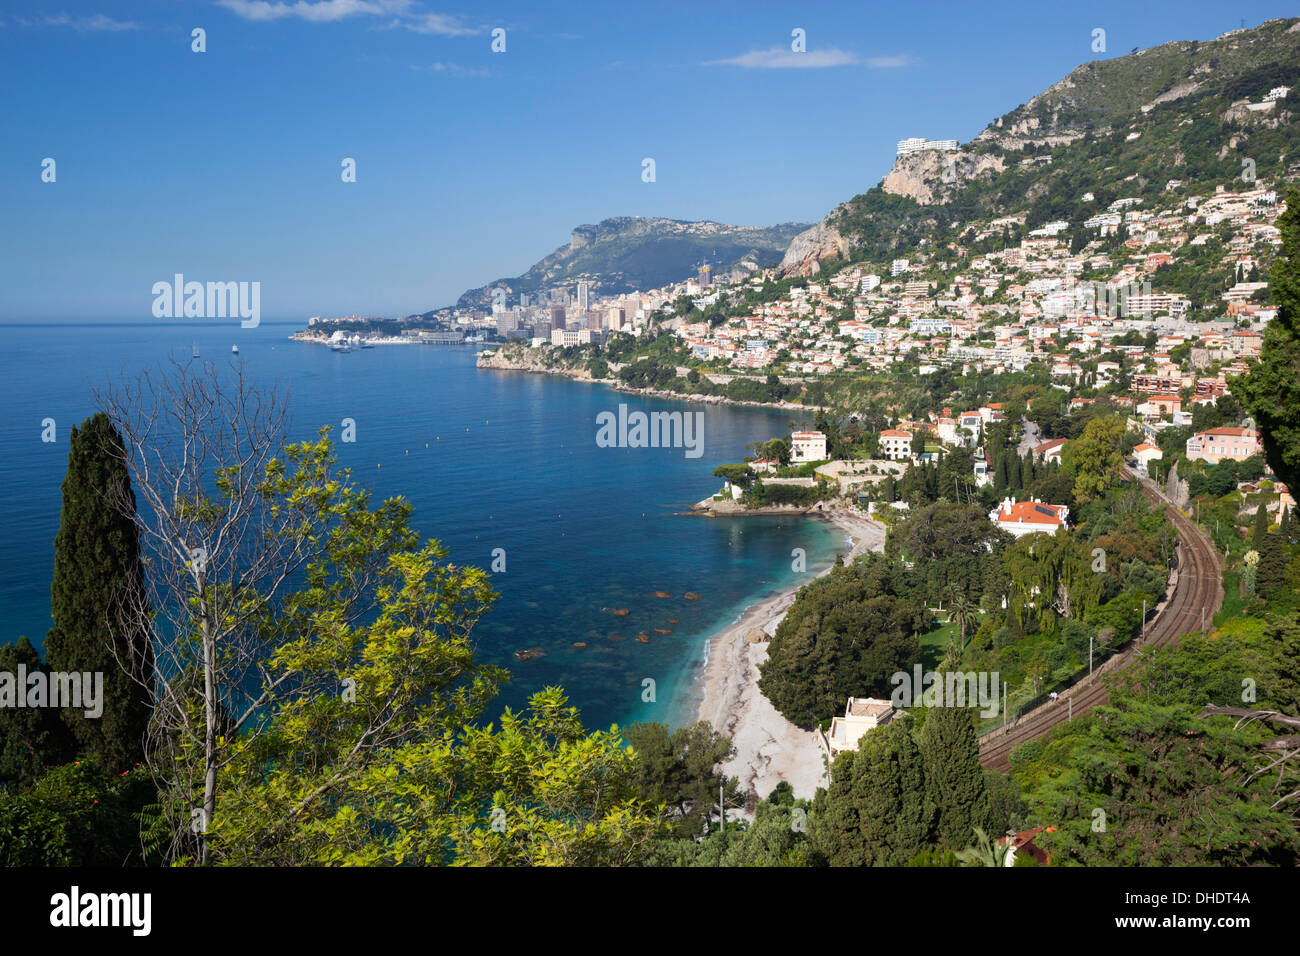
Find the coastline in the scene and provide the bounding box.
[694,508,887,804]
[477,346,830,413]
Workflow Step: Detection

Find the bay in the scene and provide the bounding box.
[0,321,845,729]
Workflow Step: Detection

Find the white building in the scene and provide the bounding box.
[879,429,913,461]
[989,497,1070,537]
[790,430,828,464]
[817,697,899,763]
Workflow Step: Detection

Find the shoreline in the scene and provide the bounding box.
[477,349,831,413]
[693,508,887,805]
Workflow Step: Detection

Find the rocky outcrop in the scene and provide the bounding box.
[777,215,851,277]
[880,149,1006,206]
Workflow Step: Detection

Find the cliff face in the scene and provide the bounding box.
[476,344,597,379]
[777,214,852,277]
[879,149,1006,205]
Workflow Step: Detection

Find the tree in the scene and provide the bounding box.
[919,706,991,851]
[624,721,741,837]
[1066,415,1125,504]
[810,720,933,866]
[759,557,925,727]
[43,413,154,773]
[946,591,977,651]
[95,362,499,863]
[96,362,668,866]
[1234,188,1300,493]
[0,638,72,789]
[1252,503,1271,550]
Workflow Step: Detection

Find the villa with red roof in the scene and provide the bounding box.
[989,497,1070,537]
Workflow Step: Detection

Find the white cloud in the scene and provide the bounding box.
[16,13,141,32]
[399,12,477,36]
[706,48,915,70]
[412,61,488,76]
[217,0,476,35]
[707,46,857,69]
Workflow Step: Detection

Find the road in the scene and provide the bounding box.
[1017,417,1042,457]
[978,468,1223,772]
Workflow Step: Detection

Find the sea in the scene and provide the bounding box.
[0,322,846,731]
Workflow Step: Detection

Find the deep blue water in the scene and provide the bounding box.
[0,322,844,730]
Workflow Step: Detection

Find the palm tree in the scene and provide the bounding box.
[956,827,1014,867]
[947,590,977,652]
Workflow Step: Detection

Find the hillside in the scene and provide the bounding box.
[780,17,1300,275]
[424,217,808,316]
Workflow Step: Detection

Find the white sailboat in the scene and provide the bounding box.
[232,344,239,354]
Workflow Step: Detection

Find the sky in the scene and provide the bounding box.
[0,0,1292,321]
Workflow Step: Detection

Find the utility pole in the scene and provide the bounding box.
[1142,598,1146,641]
[1068,696,1073,720]
[1002,682,1007,731]
[719,781,725,833]
[1089,634,1094,679]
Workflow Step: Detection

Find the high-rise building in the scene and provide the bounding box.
[577,281,590,311]
[607,306,626,331]
[550,305,566,330]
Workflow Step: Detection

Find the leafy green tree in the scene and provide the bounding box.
[759,556,924,727]
[1234,188,1300,493]
[1066,415,1125,504]
[1024,701,1300,866]
[624,721,741,838]
[43,413,154,772]
[0,761,157,866]
[920,706,991,851]
[810,720,933,866]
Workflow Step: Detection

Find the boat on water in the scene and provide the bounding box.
[191,344,199,358]
[358,339,374,349]
[231,344,239,354]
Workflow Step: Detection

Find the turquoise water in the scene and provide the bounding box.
[0,322,845,730]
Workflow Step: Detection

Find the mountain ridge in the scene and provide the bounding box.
[779,16,1300,276]
[420,216,809,317]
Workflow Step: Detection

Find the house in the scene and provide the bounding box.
[1137,393,1182,419]
[1185,426,1262,464]
[989,497,1070,537]
[1033,437,1068,464]
[816,697,899,763]
[790,430,828,464]
[1132,442,1163,476]
[999,826,1057,866]
[879,428,913,461]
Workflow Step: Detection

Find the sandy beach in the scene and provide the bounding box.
[696,508,887,804]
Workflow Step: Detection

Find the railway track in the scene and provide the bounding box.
[978,471,1224,772]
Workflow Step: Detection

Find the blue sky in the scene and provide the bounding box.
[0,0,1291,320]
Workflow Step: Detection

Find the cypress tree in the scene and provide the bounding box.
[1251,503,1270,550]
[810,720,933,866]
[919,705,992,852]
[43,413,154,772]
